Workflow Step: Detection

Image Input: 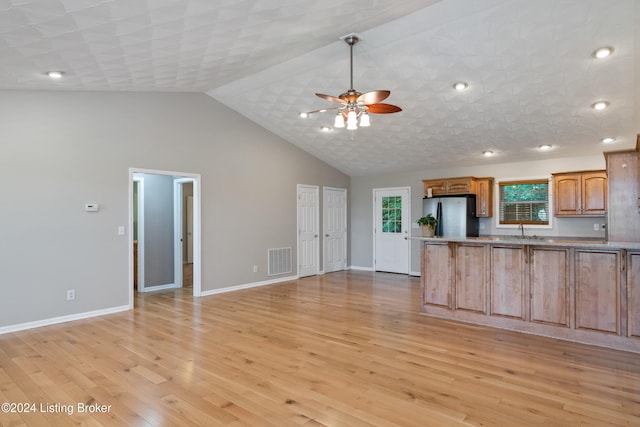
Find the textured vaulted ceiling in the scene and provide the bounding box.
[2,0,638,176]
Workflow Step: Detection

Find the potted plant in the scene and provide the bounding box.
[417,214,438,237]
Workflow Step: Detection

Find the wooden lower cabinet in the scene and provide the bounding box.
[575,249,620,334]
[455,243,486,313]
[530,247,570,327]
[422,242,452,308]
[490,245,525,319]
[629,252,640,338]
[420,241,638,353]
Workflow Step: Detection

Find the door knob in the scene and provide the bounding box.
[325,234,330,237]
[314,234,318,238]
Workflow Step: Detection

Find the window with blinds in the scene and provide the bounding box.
[498,179,549,225]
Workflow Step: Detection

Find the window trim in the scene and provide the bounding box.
[495,177,553,229]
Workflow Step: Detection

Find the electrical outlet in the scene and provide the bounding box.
[593,223,600,231]
[67,289,76,301]
[252,265,258,273]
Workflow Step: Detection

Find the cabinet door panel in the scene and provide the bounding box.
[447,177,475,195]
[555,175,580,216]
[628,252,640,338]
[476,178,493,218]
[455,244,486,313]
[530,247,569,326]
[422,243,452,308]
[575,250,619,334]
[423,179,449,197]
[490,246,525,319]
[582,172,607,215]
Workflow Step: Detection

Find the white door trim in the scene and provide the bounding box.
[173,178,194,289]
[323,186,347,273]
[297,184,320,277]
[372,187,411,274]
[133,175,145,292]
[129,168,202,309]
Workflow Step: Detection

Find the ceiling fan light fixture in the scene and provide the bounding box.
[602,137,616,144]
[538,144,553,151]
[359,112,370,127]
[346,110,358,128]
[305,34,401,131]
[482,150,494,157]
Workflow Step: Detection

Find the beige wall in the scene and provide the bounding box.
[350,154,607,273]
[0,90,349,329]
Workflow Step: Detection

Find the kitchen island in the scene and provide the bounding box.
[416,236,640,353]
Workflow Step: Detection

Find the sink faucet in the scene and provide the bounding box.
[518,223,525,238]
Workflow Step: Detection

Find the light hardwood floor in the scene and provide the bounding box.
[1,271,639,426]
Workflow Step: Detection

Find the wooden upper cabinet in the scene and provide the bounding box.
[605,144,640,243]
[582,172,608,215]
[476,177,494,217]
[553,170,607,217]
[422,176,477,197]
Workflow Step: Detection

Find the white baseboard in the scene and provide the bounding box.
[200,275,299,297]
[140,283,175,292]
[0,304,131,335]
[410,270,421,277]
[350,265,374,272]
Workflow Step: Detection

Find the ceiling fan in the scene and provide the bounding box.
[301,34,402,130]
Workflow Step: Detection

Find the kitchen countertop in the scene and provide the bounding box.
[411,235,640,250]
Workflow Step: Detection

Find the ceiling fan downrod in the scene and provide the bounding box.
[344,35,359,91]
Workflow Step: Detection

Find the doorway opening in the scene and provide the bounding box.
[129,168,201,307]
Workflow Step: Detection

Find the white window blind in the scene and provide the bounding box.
[498,179,549,225]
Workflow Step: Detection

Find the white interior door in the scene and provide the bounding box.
[323,187,347,273]
[374,188,410,274]
[297,185,319,277]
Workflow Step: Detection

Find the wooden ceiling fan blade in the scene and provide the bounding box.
[357,90,390,104]
[315,93,346,104]
[366,103,402,114]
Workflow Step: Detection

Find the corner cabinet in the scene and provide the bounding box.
[552,170,607,217]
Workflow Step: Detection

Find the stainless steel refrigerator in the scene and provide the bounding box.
[423,195,479,237]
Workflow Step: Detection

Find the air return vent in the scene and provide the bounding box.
[268,247,292,276]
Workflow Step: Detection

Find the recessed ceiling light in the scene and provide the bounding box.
[538,144,553,151]
[592,101,609,110]
[602,137,616,144]
[320,126,331,132]
[453,82,468,91]
[299,112,309,118]
[482,150,494,157]
[593,47,614,59]
[46,71,64,79]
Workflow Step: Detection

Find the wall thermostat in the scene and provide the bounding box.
[85,203,99,212]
